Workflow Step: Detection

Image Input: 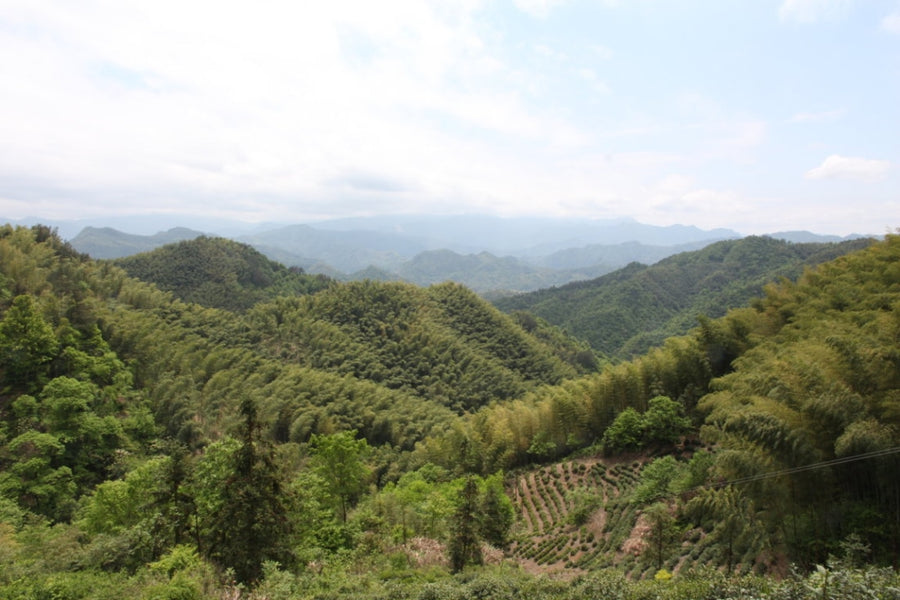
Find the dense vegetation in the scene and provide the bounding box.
[494,236,872,358]
[113,236,332,312]
[1,224,898,599]
[437,233,900,567]
[386,249,613,294]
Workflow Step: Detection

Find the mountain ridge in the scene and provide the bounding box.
[493,235,875,358]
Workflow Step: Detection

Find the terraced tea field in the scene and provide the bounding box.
[509,458,652,576]
[507,453,763,577]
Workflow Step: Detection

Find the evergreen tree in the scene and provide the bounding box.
[478,473,514,548]
[197,398,294,583]
[643,502,678,572]
[448,476,483,572]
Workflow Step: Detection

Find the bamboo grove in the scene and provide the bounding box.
[0,224,898,598]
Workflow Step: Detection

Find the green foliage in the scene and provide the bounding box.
[698,235,900,564]
[310,430,371,523]
[643,502,679,571]
[632,456,681,503]
[478,473,514,548]
[684,486,762,573]
[193,399,295,583]
[0,430,77,520]
[642,396,692,445]
[0,295,59,391]
[448,476,482,572]
[420,333,712,473]
[114,236,331,312]
[248,280,580,414]
[566,486,603,526]
[601,396,691,454]
[495,236,872,359]
[601,408,644,452]
[1,223,899,590]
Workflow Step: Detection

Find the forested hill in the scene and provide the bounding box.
[113,236,332,311]
[0,224,591,531]
[429,234,900,569]
[69,226,204,259]
[0,226,593,447]
[493,235,873,359]
[2,223,898,598]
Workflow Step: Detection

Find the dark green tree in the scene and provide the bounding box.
[196,398,294,583]
[601,407,643,453]
[448,476,483,572]
[643,502,679,572]
[478,473,514,548]
[641,395,691,445]
[0,430,76,520]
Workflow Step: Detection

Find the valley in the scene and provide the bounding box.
[0,223,897,599]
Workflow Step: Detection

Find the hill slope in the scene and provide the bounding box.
[113,236,332,311]
[392,249,613,294]
[70,226,204,258]
[494,236,873,358]
[440,234,899,571]
[1,225,898,594]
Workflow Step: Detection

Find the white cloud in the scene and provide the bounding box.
[882,11,900,33]
[591,44,614,60]
[0,0,593,221]
[514,0,567,18]
[646,176,753,230]
[805,155,891,182]
[789,108,846,123]
[576,67,611,95]
[779,0,853,23]
[0,0,893,237]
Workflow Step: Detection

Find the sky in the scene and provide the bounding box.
[0,0,898,235]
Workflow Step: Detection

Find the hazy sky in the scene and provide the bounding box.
[1,0,898,235]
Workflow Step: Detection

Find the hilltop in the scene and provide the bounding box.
[113,236,332,312]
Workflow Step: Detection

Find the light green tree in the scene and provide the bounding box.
[309,430,370,523]
[0,295,58,391]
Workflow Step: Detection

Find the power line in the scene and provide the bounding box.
[706,446,900,490]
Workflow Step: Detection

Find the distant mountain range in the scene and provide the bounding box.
[64,226,203,259]
[2,214,869,293]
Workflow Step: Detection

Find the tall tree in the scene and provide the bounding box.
[195,399,294,583]
[643,502,679,572]
[448,476,483,573]
[309,430,370,523]
[478,473,514,548]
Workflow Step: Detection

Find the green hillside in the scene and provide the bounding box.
[0,224,898,599]
[392,249,613,294]
[494,236,873,359]
[113,236,332,311]
[442,233,900,569]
